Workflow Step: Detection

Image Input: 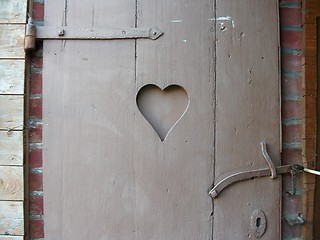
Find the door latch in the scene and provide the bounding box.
[209,142,304,199]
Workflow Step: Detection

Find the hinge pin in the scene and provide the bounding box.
[25,17,36,51]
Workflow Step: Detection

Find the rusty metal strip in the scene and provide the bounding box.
[209,165,298,199]
[36,26,164,40]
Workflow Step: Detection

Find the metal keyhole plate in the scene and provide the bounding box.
[250,209,267,238]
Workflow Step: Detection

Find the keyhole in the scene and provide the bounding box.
[251,209,267,238]
[256,217,261,228]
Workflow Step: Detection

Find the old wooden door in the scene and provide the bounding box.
[43,0,280,239]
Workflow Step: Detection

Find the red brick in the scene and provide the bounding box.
[29,98,43,119]
[29,173,43,192]
[30,73,42,95]
[281,30,302,49]
[29,196,44,216]
[30,219,44,238]
[281,53,302,72]
[281,75,302,95]
[32,56,43,69]
[282,148,302,165]
[282,124,302,144]
[29,124,43,143]
[282,223,302,239]
[33,2,44,21]
[280,8,302,26]
[29,148,42,168]
[282,194,303,214]
[282,100,302,119]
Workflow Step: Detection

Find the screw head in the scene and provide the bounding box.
[58,29,65,36]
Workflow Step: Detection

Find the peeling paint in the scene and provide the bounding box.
[208,16,235,28]
[171,20,182,23]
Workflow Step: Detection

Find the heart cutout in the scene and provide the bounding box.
[136,84,189,141]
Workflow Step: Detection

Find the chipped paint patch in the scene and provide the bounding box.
[171,20,182,23]
[208,16,235,28]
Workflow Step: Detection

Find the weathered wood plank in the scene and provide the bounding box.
[0,236,23,240]
[0,166,23,200]
[0,96,24,130]
[44,0,214,239]
[134,0,214,239]
[0,201,24,236]
[0,0,27,24]
[0,60,25,95]
[0,131,23,166]
[43,0,136,239]
[213,0,280,239]
[0,25,25,59]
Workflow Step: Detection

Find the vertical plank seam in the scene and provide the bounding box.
[211,0,217,239]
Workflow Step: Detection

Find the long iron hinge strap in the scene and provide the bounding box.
[35,26,164,40]
[209,164,304,199]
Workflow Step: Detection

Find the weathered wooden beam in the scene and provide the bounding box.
[0,166,24,200]
[0,60,25,95]
[0,96,24,130]
[0,0,27,24]
[0,201,24,236]
[0,131,23,166]
[0,236,24,240]
[0,25,25,59]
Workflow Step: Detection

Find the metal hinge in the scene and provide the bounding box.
[209,142,304,199]
[36,26,163,40]
[25,17,164,51]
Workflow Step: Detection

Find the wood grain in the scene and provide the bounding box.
[0,166,23,200]
[0,60,25,95]
[0,25,25,59]
[0,131,23,166]
[214,0,280,239]
[0,96,24,130]
[0,0,27,24]
[0,201,24,236]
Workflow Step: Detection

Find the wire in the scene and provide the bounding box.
[304,168,320,176]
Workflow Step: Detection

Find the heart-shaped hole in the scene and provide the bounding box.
[136,84,189,141]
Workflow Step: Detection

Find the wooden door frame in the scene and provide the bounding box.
[302,1,320,239]
[314,16,320,240]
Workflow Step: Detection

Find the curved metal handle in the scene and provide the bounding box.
[260,142,277,179]
[209,142,280,199]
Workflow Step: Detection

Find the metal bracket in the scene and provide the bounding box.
[209,142,304,199]
[36,26,164,40]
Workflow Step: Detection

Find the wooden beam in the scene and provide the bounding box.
[0,0,27,24]
[0,131,23,166]
[0,166,24,200]
[0,25,25,59]
[0,96,24,130]
[0,60,25,95]
[0,201,24,236]
[0,236,24,240]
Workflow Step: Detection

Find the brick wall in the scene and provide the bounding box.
[29,0,44,239]
[280,0,305,239]
[28,0,310,239]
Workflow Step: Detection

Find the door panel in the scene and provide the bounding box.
[134,0,214,239]
[214,1,280,239]
[43,1,136,239]
[43,0,280,239]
